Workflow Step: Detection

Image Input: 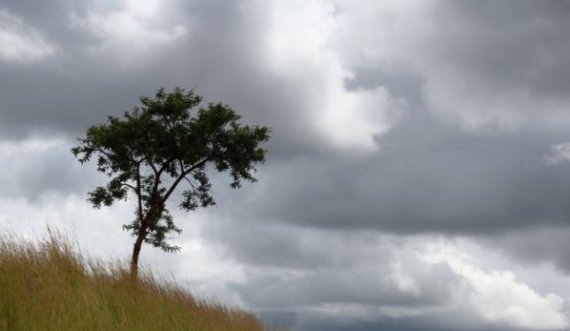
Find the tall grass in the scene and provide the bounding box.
[0,230,274,331]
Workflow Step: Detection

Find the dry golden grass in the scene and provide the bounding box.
[0,230,279,331]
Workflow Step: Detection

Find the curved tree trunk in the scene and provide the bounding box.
[130,200,157,281]
[130,228,146,281]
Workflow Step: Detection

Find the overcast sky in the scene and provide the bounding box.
[2,1,570,330]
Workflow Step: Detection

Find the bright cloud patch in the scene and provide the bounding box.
[70,0,187,65]
[388,261,420,296]
[0,137,81,200]
[265,0,402,152]
[544,142,570,165]
[333,1,570,132]
[0,10,55,62]
[424,244,568,330]
[0,136,66,156]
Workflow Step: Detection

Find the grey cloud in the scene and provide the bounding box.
[3,1,570,330]
[0,0,84,47]
[181,0,570,238]
[425,0,570,128]
[208,105,570,236]
[0,139,101,200]
[253,289,538,331]
[0,0,328,159]
[284,312,525,331]
[241,261,456,308]
[211,225,464,330]
[335,0,570,130]
[488,226,570,274]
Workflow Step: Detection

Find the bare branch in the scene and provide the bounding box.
[94,147,114,160]
[183,175,195,188]
[121,183,137,191]
[162,157,209,203]
[135,162,144,224]
[157,156,177,177]
[149,162,159,176]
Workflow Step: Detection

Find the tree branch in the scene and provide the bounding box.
[157,156,177,177]
[135,162,144,225]
[149,162,159,176]
[121,183,137,191]
[161,157,209,203]
[183,175,195,188]
[95,147,114,159]
[178,159,185,175]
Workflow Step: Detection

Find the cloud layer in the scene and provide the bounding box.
[2,1,570,330]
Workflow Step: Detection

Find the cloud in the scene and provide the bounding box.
[485,226,570,276]
[0,137,99,200]
[210,108,570,237]
[261,0,404,152]
[69,0,187,67]
[423,243,568,330]
[0,9,56,62]
[205,222,569,330]
[2,1,570,330]
[544,142,570,165]
[218,230,461,330]
[0,0,403,155]
[333,0,570,132]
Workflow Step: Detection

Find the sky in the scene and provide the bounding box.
[1,0,570,330]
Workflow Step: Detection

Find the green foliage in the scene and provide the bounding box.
[72,87,270,254]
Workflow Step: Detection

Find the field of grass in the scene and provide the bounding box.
[0,230,277,331]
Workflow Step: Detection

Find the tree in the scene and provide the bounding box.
[72,87,270,280]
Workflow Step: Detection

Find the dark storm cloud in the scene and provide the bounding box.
[0,0,568,143]
[198,105,570,330]
[0,139,102,200]
[0,0,191,137]
[434,0,570,94]
[0,0,323,157]
[188,0,570,245]
[285,311,531,331]
[334,0,570,131]
[209,104,570,236]
[207,222,467,331]
[487,226,570,273]
[3,1,570,331]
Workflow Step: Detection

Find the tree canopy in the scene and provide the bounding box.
[72,87,270,278]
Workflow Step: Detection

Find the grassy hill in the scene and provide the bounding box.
[0,230,277,331]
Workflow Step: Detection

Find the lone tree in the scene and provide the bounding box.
[72,87,270,280]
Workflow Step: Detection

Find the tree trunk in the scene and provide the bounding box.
[130,198,158,281]
[130,228,146,281]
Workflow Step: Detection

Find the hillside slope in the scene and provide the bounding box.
[0,230,273,331]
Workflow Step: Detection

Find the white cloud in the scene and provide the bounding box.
[423,243,569,330]
[544,142,570,165]
[331,1,570,132]
[389,261,420,296]
[0,137,85,199]
[419,70,570,132]
[264,0,403,152]
[0,136,66,156]
[0,10,56,62]
[70,0,187,66]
